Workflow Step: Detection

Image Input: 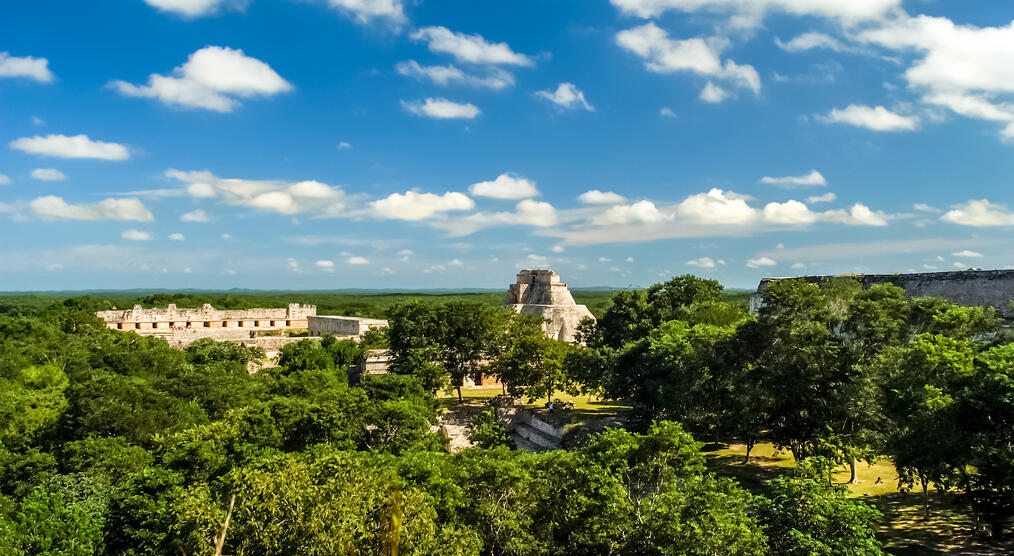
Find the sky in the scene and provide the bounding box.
[3,0,1014,291]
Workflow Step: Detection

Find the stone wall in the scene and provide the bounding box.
[751,269,1014,318]
[505,269,596,343]
[307,315,388,337]
[96,303,316,346]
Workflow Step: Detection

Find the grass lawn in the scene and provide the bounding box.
[702,442,1014,555]
[438,388,633,432]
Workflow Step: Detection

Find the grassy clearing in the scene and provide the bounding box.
[438,388,633,432]
[702,442,1014,555]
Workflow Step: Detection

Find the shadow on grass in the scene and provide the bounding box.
[871,491,1014,555]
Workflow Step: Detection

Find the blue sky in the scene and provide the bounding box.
[3,0,1014,291]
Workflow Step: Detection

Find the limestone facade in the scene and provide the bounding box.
[504,269,596,342]
[95,303,317,346]
[307,315,389,337]
[750,269,1014,318]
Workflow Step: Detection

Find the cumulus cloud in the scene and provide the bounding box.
[609,0,900,28]
[439,199,557,236]
[169,233,185,241]
[660,107,677,118]
[10,134,130,160]
[763,200,818,224]
[824,203,890,226]
[315,260,336,272]
[747,256,777,268]
[180,209,211,222]
[469,173,538,199]
[822,104,918,131]
[143,0,241,17]
[914,203,941,213]
[687,256,716,268]
[30,168,66,181]
[594,200,670,225]
[941,199,1014,227]
[775,32,849,52]
[347,256,369,265]
[411,26,532,66]
[402,98,480,119]
[699,82,728,103]
[166,169,349,217]
[30,196,153,221]
[807,192,837,204]
[328,0,405,25]
[110,46,292,112]
[759,169,827,187]
[0,52,54,83]
[395,60,514,90]
[578,190,628,205]
[616,23,760,94]
[953,250,983,258]
[536,83,595,111]
[371,191,474,221]
[122,229,151,241]
[0,174,11,185]
[677,188,756,224]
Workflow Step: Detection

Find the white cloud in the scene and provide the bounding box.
[759,169,827,187]
[807,192,837,204]
[143,0,238,17]
[411,26,532,66]
[626,256,635,262]
[914,203,941,213]
[594,200,670,225]
[169,233,185,241]
[181,209,211,222]
[952,250,983,258]
[398,249,413,261]
[167,170,349,217]
[687,256,716,268]
[316,260,336,272]
[449,258,464,266]
[599,257,612,263]
[110,46,292,112]
[328,0,405,25]
[775,32,848,52]
[122,229,151,241]
[31,196,153,221]
[402,98,480,119]
[552,245,565,253]
[0,174,10,185]
[395,60,514,90]
[347,256,370,265]
[699,82,728,103]
[941,199,1014,227]
[747,256,777,268]
[337,141,352,149]
[0,52,54,83]
[660,107,677,118]
[763,200,818,224]
[822,104,918,131]
[371,191,474,221]
[469,173,538,199]
[922,92,1014,122]
[824,203,890,226]
[30,168,66,181]
[10,134,130,160]
[610,0,900,27]
[439,199,558,236]
[616,23,760,93]
[677,188,756,224]
[536,83,594,111]
[578,190,627,205]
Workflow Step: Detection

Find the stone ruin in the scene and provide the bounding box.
[750,269,1014,319]
[504,269,596,342]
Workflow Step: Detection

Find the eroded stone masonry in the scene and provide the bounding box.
[750,269,1014,319]
[505,269,596,342]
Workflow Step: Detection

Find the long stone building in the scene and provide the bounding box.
[96,303,317,346]
[750,269,1014,318]
[505,269,596,342]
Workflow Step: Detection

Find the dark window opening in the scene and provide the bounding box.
[204,321,211,328]
[135,323,141,330]
[117,323,123,330]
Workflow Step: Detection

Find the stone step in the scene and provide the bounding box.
[511,421,561,450]
[512,434,544,452]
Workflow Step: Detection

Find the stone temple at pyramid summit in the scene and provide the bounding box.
[504,269,596,343]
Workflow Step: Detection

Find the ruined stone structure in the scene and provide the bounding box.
[750,269,1014,319]
[307,315,388,337]
[96,303,317,346]
[505,269,596,342]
